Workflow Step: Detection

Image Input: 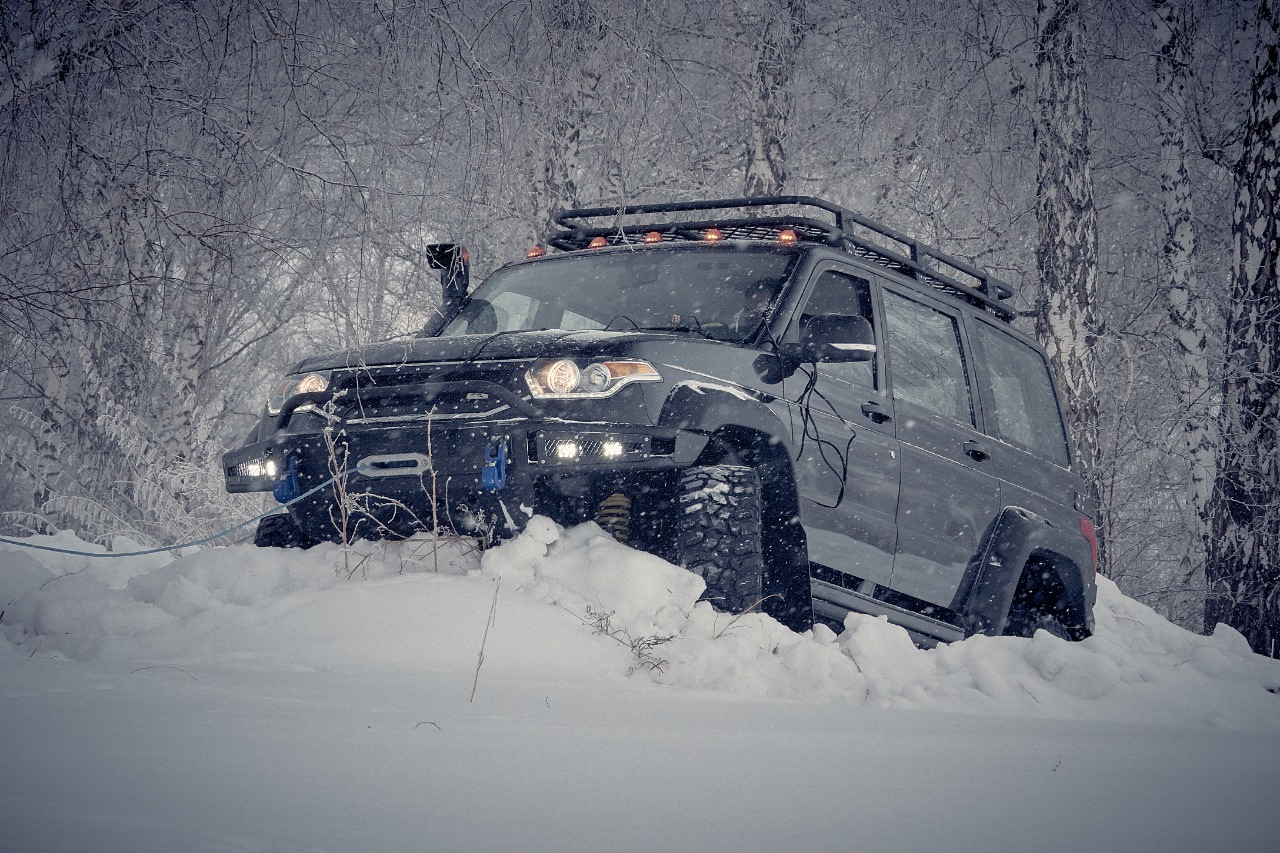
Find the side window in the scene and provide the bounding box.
[882,290,975,426]
[800,270,876,390]
[972,322,1070,466]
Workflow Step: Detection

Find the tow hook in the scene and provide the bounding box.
[482,437,508,491]
[273,455,301,504]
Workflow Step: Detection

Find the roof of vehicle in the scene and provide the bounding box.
[546,196,1016,322]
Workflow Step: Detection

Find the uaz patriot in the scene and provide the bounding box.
[224,197,1098,644]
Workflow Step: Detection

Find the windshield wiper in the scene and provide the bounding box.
[606,313,718,339]
[467,328,548,361]
[604,315,643,331]
[637,316,729,340]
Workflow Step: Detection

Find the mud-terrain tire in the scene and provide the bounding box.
[1002,561,1085,640]
[676,465,765,613]
[1003,607,1072,640]
[253,512,316,549]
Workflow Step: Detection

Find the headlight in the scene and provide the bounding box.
[266,371,332,416]
[526,358,662,399]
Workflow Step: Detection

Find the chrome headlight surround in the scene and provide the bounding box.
[265,370,332,416]
[525,358,662,399]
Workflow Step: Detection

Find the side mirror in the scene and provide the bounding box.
[800,315,877,363]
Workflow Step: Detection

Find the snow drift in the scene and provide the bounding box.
[3,521,1280,852]
[4,519,1277,727]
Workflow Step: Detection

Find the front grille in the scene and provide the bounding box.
[328,364,530,425]
[340,390,511,424]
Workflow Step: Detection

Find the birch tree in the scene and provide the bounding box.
[1032,0,1103,558]
[526,1,608,236]
[1206,0,1280,657]
[485,0,679,240]
[742,0,811,197]
[1153,0,1214,584]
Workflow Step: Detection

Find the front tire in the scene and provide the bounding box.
[676,465,765,614]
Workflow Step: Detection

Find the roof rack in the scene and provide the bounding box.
[549,196,1016,322]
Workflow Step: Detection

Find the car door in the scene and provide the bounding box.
[786,264,899,588]
[880,286,1002,609]
[966,316,1090,563]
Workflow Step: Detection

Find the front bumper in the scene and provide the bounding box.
[223,416,708,528]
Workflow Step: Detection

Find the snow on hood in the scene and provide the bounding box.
[2,522,1277,729]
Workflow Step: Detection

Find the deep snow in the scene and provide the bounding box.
[3,520,1279,852]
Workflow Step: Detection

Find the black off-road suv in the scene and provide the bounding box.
[224,197,1098,644]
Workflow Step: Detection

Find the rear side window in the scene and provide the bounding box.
[972,322,1070,466]
[882,290,975,426]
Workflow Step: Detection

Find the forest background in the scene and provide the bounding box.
[2,0,1277,653]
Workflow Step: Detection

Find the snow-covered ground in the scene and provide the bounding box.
[3,520,1279,852]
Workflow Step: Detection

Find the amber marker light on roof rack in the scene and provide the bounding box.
[777,228,798,246]
[703,228,723,242]
[588,236,608,248]
[525,245,545,259]
[643,231,662,244]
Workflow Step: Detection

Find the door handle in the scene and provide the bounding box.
[963,440,990,462]
[861,400,892,423]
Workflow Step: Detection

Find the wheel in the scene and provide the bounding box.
[1003,607,1072,640]
[253,512,316,549]
[676,465,765,614]
[1001,561,1085,640]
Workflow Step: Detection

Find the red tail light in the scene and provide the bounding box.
[1080,516,1098,576]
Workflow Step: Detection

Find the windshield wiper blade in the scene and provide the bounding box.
[604,315,643,331]
[636,323,720,340]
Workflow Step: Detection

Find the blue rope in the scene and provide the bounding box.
[0,470,351,559]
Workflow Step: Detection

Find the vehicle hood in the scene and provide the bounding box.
[292,329,682,373]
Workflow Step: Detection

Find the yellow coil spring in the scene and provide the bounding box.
[594,492,632,544]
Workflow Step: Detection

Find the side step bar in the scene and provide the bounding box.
[811,578,966,648]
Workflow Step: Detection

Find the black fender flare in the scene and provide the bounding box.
[657,383,795,459]
[657,382,804,546]
[955,506,1092,637]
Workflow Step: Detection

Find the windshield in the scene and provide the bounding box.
[442,246,798,342]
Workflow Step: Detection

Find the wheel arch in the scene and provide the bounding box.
[660,388,801,530]
[958,506,1093,639]
[1014,550,1091,640]
[659,384,791,443]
